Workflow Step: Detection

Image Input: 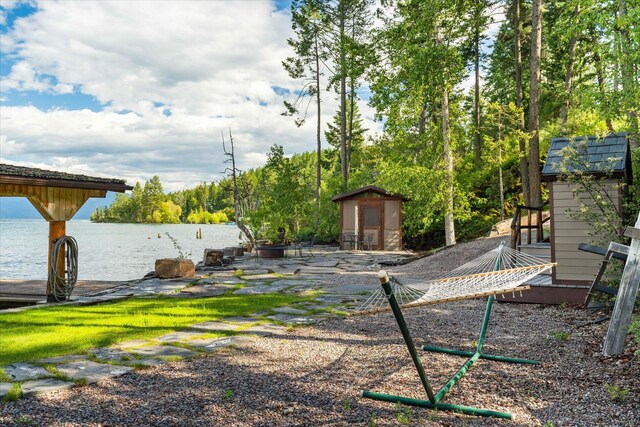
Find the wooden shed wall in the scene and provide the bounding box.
[551,180,621,284]
[384,200,401,250]
[341,199,358,233]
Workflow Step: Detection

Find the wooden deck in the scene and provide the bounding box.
[0,279,127,308]
[499,274,590,305]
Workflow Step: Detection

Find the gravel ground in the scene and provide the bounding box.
[1,236,638,426]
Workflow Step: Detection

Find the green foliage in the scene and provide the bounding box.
[604,383,630,402]
[223,389,234,400]
[3,383,22,401]
[394,402,413,425]
[549,331,570,341]
[629,315,640,355]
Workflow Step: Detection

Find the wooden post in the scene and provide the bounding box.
[603,212,640,356]
[47,220,66,301]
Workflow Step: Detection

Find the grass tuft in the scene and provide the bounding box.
[3,383,22,401]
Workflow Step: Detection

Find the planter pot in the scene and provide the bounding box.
[155,258,195,278]
[256,244,286,259]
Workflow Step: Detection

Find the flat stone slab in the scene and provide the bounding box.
[240,269,272,275]
[120,358,166,367]
[21,379,75,396]
[190,321,242,332]
[267,314,316,325]
[188,336,252,352]
[297,267,344,274]
[224,316,258,324]
[37,354,89,364]
[56,361,133,384]
[241,273,277,280]
[156,331,206,342]
[4,363,52,381]
[272,307,308,315]
[198,277,244,285]
[233,283,290,295]
[110,339,149,350]
[0,383,12,398]
[270,279,319,287]
[306,260,339,267]
[129,345,198,359]
[174,285,231,297]
[242,324,289,336]
[89,348,135,362]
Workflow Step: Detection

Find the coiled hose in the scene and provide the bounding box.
[48,235,79,302]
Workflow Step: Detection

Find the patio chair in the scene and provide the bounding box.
[295,235,316,257]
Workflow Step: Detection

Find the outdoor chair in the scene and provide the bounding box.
[295,235,316,257]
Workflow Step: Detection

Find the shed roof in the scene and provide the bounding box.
[542,133,632,183]
[0,163,133,192]
[331,185,409,202]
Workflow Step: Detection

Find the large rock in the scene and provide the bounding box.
[155,258,195,278]
[203,249,224,266]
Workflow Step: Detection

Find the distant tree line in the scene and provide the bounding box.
[90,176,232,224]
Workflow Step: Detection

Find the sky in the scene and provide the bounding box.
[0,0,381,199]
[0,0,502,219]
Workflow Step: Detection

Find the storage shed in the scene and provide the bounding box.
[332,185,408,251]
[542,132,633,287]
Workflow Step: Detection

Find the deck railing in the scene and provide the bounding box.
[510,201,550,249]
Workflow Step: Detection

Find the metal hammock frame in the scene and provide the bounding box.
[360,243,554,419]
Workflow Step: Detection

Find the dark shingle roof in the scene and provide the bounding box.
[0,163,132,192]
[331,185,409,202]
[542,133,631,183]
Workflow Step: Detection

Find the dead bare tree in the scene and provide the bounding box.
[222,129,254,244]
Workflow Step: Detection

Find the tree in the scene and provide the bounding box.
[369,0,468,247]
[283,0,327,226]
[513,0,530,205]
[222,129,254,244]
[322,0,373,188]
[527,0,543,206]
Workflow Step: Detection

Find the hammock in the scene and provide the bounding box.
[354,244,554,316]
[359,243,554,419]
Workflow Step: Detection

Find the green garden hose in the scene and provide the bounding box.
[48,235,79,302]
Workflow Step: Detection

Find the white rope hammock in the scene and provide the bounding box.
[353,244,555,316]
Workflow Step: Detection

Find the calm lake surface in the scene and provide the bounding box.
[0,220,241,281]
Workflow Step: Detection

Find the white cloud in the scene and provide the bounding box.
[0,0,383,192]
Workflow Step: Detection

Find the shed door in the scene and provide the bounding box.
[359,202,383,250]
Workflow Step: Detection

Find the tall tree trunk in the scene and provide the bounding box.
[314,33,322,229]
[474,26,482,164]
[339,5,348,188]
[527,0,543,207]
[617,0,639,143]
[590,26,615,134]
[561,4,580,133]
[442,85,456,247]
[514,0,530,205]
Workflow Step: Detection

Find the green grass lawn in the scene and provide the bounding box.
[0,293,303,366]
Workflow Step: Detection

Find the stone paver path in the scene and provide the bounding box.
[1,246,416,400]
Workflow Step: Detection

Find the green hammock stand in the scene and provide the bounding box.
[361,244,544,419]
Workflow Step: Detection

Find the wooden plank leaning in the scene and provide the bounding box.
[602,212,640,356]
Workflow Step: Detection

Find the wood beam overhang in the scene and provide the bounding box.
[0,174,132,192]
[1,183,106,221]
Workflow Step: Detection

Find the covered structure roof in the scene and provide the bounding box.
[331,185,409,202]
[0,163,132,192]
[542,133,632,184]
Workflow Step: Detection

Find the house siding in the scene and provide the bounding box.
[551,180,621,284]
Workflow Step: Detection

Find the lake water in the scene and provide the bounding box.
[0,220,241,281]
